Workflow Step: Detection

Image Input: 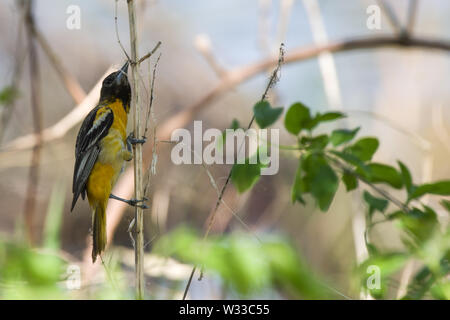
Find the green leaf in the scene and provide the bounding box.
[315,112,345,122]
[300,134,329,150]
[284,102,311,135]
[330,127,360,146]
[0,86,19,105]
[231,159,262,193]
[345,137,379,162]
[253,101,283,129]
[361,163,403,189]
[302,154,338,211]
[230,118,241,130]
[360,253,408,299]
[342,171,358,191]
[409,180,450,201]
[291,159,306,204]
[363,191,388,218]
[329,150,371,177]
[398,207,438,243]
[398,161,413,196]
[440,199,450,212]
[402,266,434,300]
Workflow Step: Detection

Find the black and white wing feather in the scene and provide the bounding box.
[71,106,114,211]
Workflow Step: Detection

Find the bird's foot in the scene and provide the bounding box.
[109,194,149,209]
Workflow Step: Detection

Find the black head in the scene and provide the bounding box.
[99,62,131,112]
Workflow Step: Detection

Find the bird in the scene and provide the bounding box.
[71,61,144,262]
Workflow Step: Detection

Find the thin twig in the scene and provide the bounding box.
[115,0,131,61]
[138,41,162,64]
[326,154,410,213]
[377,0,403,34]
[127,0,145,300]
[22,0,43,245]
[182,44,285,300]
[32,27,86,104]
[406,0,419,35]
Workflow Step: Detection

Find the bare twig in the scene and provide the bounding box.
[127,0,145,300]
[22,0,43,245]
[326,154,410,213]
[182,44,285,300]
[377,0,403,34]
[115,0,131,61]
[406,0,419,35]
[33,27,86,104]
[138,41,162,64]
[194,34,226,78]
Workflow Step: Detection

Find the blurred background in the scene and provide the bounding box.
[0,0,449,299]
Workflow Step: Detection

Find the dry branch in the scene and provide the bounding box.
[127,0,146,300]
[3,34,450,153]
[22,0,42,245]
[33,27,86,104]
[2,68,113,151]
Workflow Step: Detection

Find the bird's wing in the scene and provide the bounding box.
[71,106,114,211]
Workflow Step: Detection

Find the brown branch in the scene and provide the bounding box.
[406,0,419,35]
[22,0,43,245]
[127,0,145,300]
[32,27,86,104]
[377,0,403,34]
[3,34,450,153]
[2,67,113,151]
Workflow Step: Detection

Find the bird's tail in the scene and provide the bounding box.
[92,204,107,263]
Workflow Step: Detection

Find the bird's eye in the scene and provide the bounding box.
[103,78,113,86]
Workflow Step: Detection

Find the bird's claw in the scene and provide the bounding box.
[127,133,147,145]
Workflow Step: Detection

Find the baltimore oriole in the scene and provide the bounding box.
[71,62,144,262]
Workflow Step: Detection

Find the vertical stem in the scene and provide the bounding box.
[127,0,145,299]
[23,0,43,246]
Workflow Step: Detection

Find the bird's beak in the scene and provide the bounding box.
[115,61,129,84]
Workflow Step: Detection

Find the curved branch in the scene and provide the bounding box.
[3,35,450,153]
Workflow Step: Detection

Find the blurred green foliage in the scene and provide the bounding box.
[154,227,330,299]
[0,86,19,106]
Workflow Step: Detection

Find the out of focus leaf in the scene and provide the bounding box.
[345,137,379,162]
[154,228,329,298]
[363,191,388,218]
[302,154,338,211]
[409,180,450,201]
[253,101,283,129]
[329,150,371,177]
[231,158,262,193]
[330,127,359,146]
[291,158,306,204]
[397,207,438,244]
[314,112,345,122]
[398,160,414,197]
[359,163,403,189]
[342,171,358,191]
[300,134,329,150]
[284,102,311,135]
[359,253,408,299]
[0,86,19,105]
